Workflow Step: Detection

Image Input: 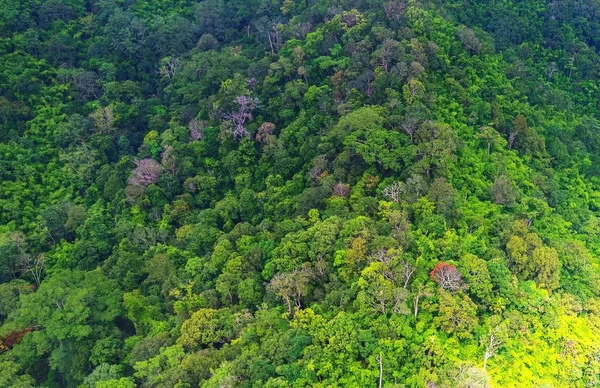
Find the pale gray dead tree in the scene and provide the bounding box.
[483,333,502,371]
[333,182,351,197]
[188,118,206,141]
[376,353,383,388]
[161,146,177,176]
[159,56,180,82]
[383,0,407,22]
[401,260,416,288]
[401,115,420,142]
[546,62,557,81]
[376,39,400,72]
[20,254,46,287]
[268,268,311,316]
[224,96,259,140]
[459,27,482,54]
[129,158,163,187]
[383,181,404,203]
[412,284,431,319]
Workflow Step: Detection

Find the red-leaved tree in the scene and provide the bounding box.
[1,328,36,353]
[429,262,464,291]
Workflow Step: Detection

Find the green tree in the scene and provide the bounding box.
[414,121,457,177]
[460,254,493,304]
[15,270,122,385]
[434,290,478,339]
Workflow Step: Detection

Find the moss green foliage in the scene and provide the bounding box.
[1,0,600,386]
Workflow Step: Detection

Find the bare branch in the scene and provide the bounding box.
[188,119,206,141]
[383,181,404,203]
[224,96,259,141]
[429,263,464,291]
[129,158,163,187]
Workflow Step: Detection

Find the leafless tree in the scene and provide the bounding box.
[449,364,491,388]
[197,33,219,51]
[376,353,383,388]
[490,175,518,207]
[247,77,257,91]
[309,155,329,183]
[412,284,431,319]
[224,96,259,140]
[408,61,425,79]
[376,39,400,72]
[188,118,206,141]
[20,254,46,287]
[383,1,406,22]
[507,131,517,149]
[129,158,163,188]
[388,210,411,247]
[373,249,394,267]
[476,126,500,156]
[391,288,410,314]
[255,18,284,55]
[483,333,502,371]
[305,257,329,285]
[59,143,100,183]
[69,69,100,101]
[362,250,412,315]
[333,182,351,197]
[159,56,180,81]
[372,249,397,282]
[125,184,145,204]
[546,62,557,81]
[365,286,391,315]
[383,181,404,203]
[90,105,115,134]
[567,55,575,80]
[459,27,482,54]
[370,249,414,288]
[401,115,420,142]
[401,260,416,288]
[342,10,359,27]
[508,114,528,150]
[268,23,283,54]
[268,268,311,316]
[561,339,577,358]
[290,21,313,39]
[161,146,177,176]
[11,232,27,254]
[405,78,424,98]
[406,173,428,202]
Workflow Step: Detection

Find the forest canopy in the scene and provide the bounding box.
[2,0,600,387]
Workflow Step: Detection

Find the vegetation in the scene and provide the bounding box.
[1,0,600,386]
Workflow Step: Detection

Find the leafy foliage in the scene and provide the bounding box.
[1,0,600,386]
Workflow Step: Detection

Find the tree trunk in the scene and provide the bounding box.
[377,353,383,388]
[284,297,292,316]
[413,293,419,318]
[267,33,274,55]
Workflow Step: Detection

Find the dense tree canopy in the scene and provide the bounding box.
[1,0,600,386]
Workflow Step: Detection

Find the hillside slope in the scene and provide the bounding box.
[1,0,600,386]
